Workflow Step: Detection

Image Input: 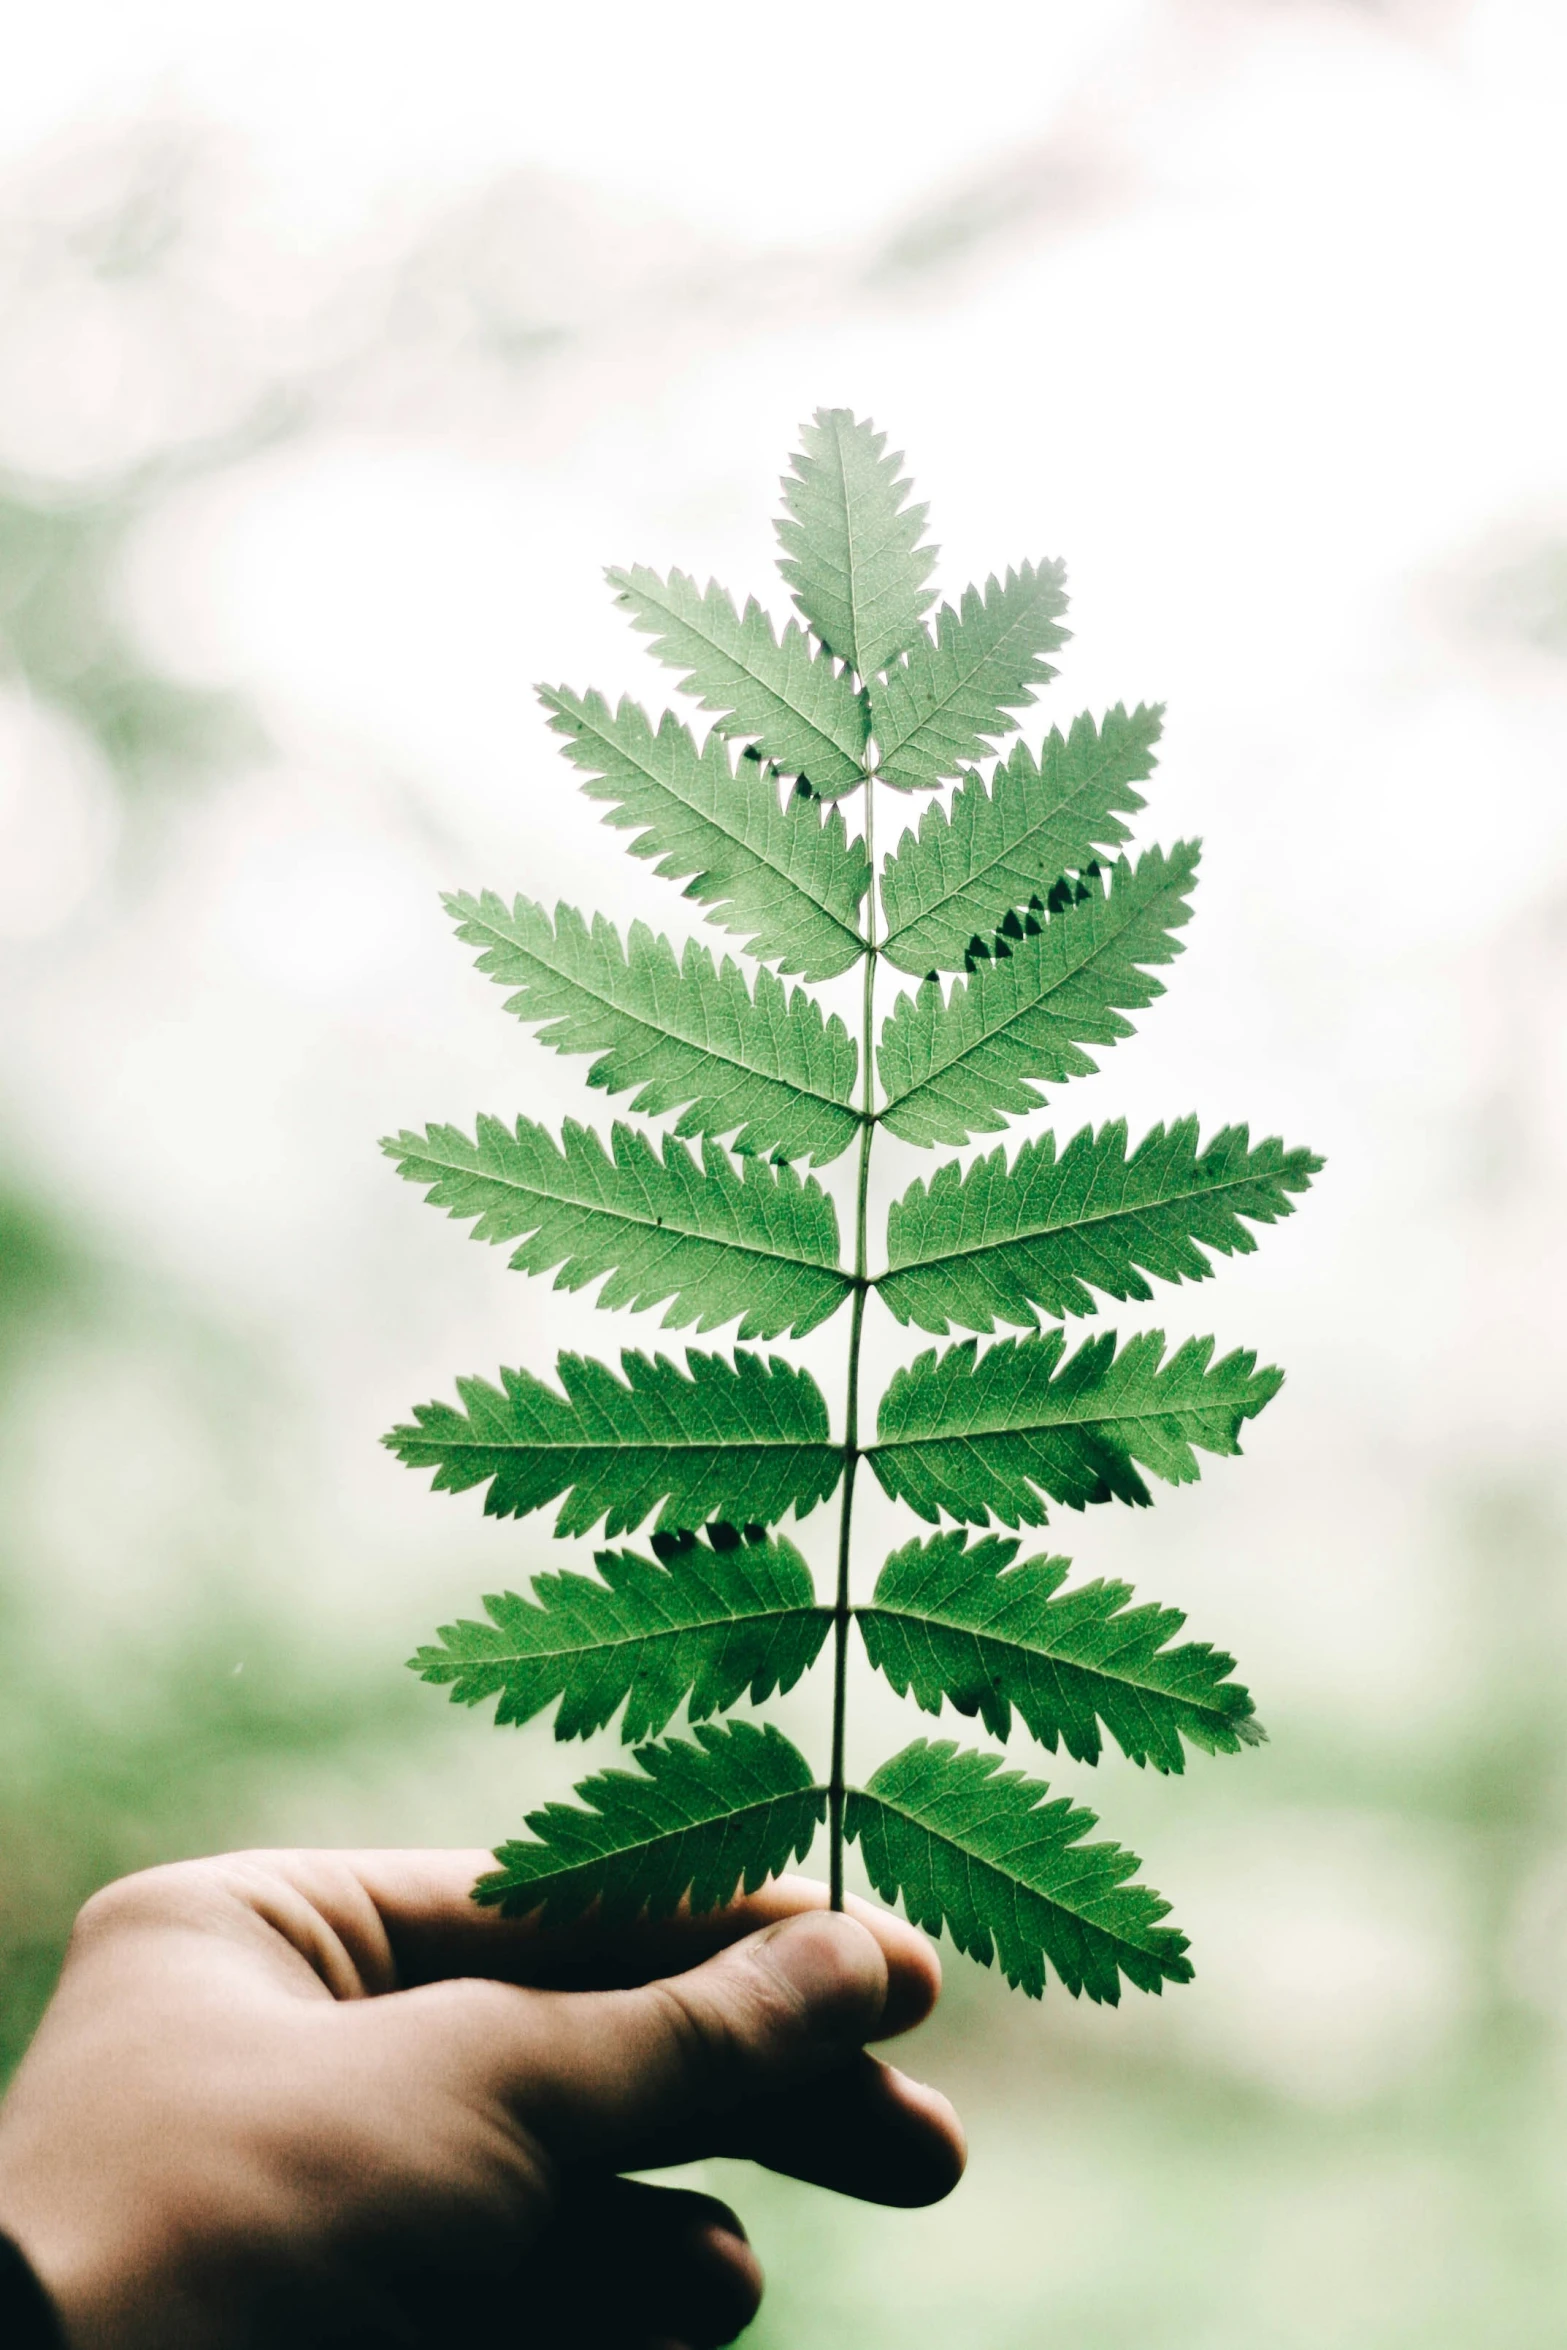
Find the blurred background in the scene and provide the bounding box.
[4,0,1567,2339]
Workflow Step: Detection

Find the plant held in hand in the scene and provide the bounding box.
[386,411,1320,2005]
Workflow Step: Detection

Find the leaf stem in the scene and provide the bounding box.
[829,768,877,1909]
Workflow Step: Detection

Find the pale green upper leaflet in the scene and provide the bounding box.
[877,844,1201,1149]
[608,564,869,798]
[540,684,869,980]
[447,891,859,1166]
[878,704,1161,975]
[774,407,937,681]
[869,561,1070,791]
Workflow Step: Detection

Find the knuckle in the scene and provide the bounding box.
[68,1861,207,1946]
[442,1973,524,2026]
[67,1852,293,1955]
[400,1972,530,2058]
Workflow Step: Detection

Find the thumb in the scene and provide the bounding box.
[496,1910,891,2163]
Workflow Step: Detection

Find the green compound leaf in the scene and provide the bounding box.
[876,843,1200,1150]
[608,564,869,798]
[868,561,1070,791]
[878,704,1162,975]
[858,1531,1260,1772]
[385,1115,852,1342]
[540,686,869,980]
[478,1721,826,1920]
[879,1118,1322,1336]
[846,1739,1191,2000]
[411,1526,829,1745]
[868,1327,1282,1526]
[448,892,860,1167]
[774,407,937,681]
[386,1346,842,1539]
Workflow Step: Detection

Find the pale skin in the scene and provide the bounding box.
[0,1851,966,2349]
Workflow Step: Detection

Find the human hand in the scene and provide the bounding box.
[0,1850,964,2350]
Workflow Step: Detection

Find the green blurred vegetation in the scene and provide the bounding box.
[0,472,259,803]
[0,418,418,2067]
[0,313,399,2057]
[0,1156,431,2076]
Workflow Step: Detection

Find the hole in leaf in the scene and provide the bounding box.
[650,1528,698,1562]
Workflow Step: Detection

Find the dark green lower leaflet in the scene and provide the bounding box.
[845,1740,1192,2002]
[476,1720,1191,2006]
[478,1722,826,1922]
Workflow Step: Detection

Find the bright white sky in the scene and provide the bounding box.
[0,0,1147,245]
